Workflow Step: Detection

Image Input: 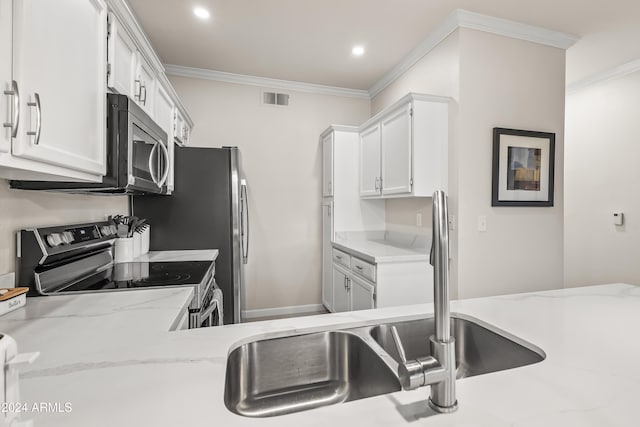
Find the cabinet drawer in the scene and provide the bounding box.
[351,257,376,283]
[332,248,350,268]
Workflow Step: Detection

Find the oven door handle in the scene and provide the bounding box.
[199,299,218,326]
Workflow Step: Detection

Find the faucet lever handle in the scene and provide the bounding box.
[390,326,408,364]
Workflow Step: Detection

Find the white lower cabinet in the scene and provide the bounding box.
[332,264,351,313]
[331,252,376,313]
[329,243,433,313]
[350,274,375,311]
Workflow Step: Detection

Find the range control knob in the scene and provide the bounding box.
[46,233,63,247]
[100,225,111,236]
[109,225,117,235]
[61,231,74,244]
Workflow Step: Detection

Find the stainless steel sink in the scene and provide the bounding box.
[370,313,545,379]
[224,331,401,417]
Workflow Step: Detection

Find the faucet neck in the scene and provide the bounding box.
[431,190,451,342]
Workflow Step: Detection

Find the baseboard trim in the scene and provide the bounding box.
[242,303,325,320]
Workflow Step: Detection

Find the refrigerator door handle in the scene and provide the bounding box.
[241,180,249,264]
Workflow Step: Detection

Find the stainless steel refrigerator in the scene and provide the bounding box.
[132,146,248,324]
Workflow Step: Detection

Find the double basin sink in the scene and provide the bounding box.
[224,314,545,418]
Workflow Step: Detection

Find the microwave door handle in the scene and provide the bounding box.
[148,142,159,185]
[156,141,170,187]
[241,182,249,264]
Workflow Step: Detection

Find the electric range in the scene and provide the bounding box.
[16,221,221,328]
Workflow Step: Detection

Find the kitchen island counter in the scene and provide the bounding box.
[1,283,639,426]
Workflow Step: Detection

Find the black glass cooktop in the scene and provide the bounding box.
[62,261,212,292]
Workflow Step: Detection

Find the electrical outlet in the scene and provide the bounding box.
[448,215,456,230]
[478,216,487,232]
[416,213,423,227]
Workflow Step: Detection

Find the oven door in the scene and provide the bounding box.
[127,115,169,194]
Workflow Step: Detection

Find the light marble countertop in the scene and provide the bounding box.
[333,235,429,263]
[1,283,639,426]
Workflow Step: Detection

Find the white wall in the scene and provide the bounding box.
[565,71,640,286]
[0,181,127,276]
[168,76,370,310]
[371,29,566,299]
[456,29,565,298]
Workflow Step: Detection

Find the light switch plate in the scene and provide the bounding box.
[613,212,624,226]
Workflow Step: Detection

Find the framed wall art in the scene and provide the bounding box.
[492,127,555,207]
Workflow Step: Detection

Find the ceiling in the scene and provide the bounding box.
[127,0,640,90]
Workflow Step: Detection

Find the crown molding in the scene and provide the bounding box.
[164,64,371,100]
[566,59,640,94]
[369,9,579,98]
[456,10,579,50]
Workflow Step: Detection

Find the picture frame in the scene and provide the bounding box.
[492,127,555,207]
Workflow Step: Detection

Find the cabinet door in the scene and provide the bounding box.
[154,84,174,192]
[107,13,137,98]
[12,0,107,176]
[350,274,375,311]
[322,132,333,197]
[381,104,412,195]
[359,123,381,196]
[136,52,155,117]
[322,202,334,311]
[332,265,350,313]
[0,0,12,153]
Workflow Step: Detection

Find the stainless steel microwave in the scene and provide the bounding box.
[11,94,169,195]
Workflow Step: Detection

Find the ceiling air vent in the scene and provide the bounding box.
[262,91,289,106]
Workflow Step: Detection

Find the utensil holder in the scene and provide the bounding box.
[114,237,134,263]
[140,226,150,255]
[133,233,141,258]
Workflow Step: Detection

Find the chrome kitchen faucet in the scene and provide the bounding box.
[390,190,458,413]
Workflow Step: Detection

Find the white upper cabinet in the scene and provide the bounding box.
[11,0,107,176]
[135,52,155,117]
[173,108,191,146]
[106,12,137,98]
[380,103,412,195]
[359,123,381,197]
[0,0,12,154]
[321,131,333,197]
[358,93,449,198]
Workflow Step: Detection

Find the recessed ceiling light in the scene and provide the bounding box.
[193,7,210,20]
[352,45,365,56]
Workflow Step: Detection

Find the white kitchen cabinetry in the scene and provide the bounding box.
[322,132,333,197]
[358,123,381,197]
[107,14,155,117]
[154,84,175,193]
[106,13,137,99]
[330,242,432,312]
[0,0,12,154]
[135,53,155,117]
[332,264,351,313]
[320,126,385,311]
[9,0,107,177]
[381,103,412,195]
[350,274,375,311]
[359,93,449,198]
[173,109,191,146]
[331,252,376,312]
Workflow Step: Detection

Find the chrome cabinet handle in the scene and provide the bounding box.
[156,141,169,187]
[336,255,342,260]
[355,265,363,270]
[344,277,348,290]
[141,84,147,105]
[3,80,20,137]
[148,142,159,184]
[134,79,142,100]
[374,177,380,190]
[328,181,332,193]
[26,93,41,145]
